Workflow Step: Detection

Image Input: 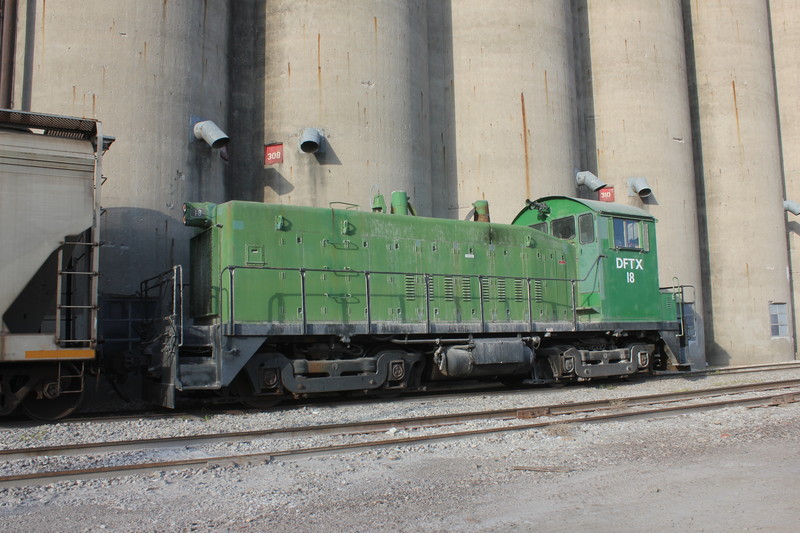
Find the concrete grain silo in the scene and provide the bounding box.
[439,0,578,223]
[260,0,432,215]
[1,0,795,369]
[685,0,794,364]
[575,0,705,367]
[770,0,800,353]
[8,0,231,297]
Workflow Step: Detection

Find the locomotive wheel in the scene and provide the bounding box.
[231,374,282,409]
[20,364,84,421]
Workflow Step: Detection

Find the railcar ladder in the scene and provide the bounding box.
[54,236,99,349]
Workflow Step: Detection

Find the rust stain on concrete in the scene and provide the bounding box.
[544,70,549,107]
[317,33,322,88]
[521,92,531,199]
[732,80,741,145]
[317,33,323,112]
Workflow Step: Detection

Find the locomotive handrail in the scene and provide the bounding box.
[478,275,486,333]
[671,278,684,339]
[301,270,308,334]
[527,278,534,332]
[175,265,184,347]
[365,272,372,333]
[571,280,578,332]
[219,257,606,292]
[424,274,433,333]
[219,264,586,335]
[219,265,580,287]
[659,282,697,341]
[140,264,184,347]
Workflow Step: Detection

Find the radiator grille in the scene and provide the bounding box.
[534,280,544,303]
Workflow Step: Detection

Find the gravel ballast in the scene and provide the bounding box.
[1,369,799,532]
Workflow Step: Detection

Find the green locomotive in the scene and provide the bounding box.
[142,192,689,408]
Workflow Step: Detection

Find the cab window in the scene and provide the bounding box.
[552,216,576,240]
[578,213,595,244]
[613,218,646,249]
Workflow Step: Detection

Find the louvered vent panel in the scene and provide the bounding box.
[443,277,454,301]
[404,275,416,301]
[514,279,525,302]
[461,278,472,301]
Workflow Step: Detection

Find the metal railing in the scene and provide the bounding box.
[220,264,583,336]
[659,282,696,341]
[140,265,184,347]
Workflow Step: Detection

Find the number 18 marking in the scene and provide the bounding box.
[627,272,635,284]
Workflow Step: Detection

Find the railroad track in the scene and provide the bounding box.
[1,378,799,488]
[8,360,799,427]
[655,360,800,378]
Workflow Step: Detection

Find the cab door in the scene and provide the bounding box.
[601,217,660,320]
[575,213,603,315]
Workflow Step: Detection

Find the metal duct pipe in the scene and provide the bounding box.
[628,177,652,198]
[575,170,607,191]
[785,200,800,216]
[193,120,230,149]
[299,128,324,154]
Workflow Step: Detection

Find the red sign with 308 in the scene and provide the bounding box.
[264,143,283,165]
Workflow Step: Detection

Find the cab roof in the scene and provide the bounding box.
[512,196,654,224]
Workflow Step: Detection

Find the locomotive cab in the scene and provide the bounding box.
[513,197,664,324]
[512,197,688,371]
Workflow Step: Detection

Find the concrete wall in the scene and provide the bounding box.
[440,0,578,224]
[576,0,705,366]
[685,0,793,364]
[771,0,800,353]
[259,0,432,215]
[11,0,230,295]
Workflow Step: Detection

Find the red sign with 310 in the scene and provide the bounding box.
[598,187,615,202]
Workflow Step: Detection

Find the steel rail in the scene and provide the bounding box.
[654,360,800,379]
[3,379,799,461]
[0,388,797,488]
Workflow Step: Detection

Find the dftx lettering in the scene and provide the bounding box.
[616,258,644,270]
